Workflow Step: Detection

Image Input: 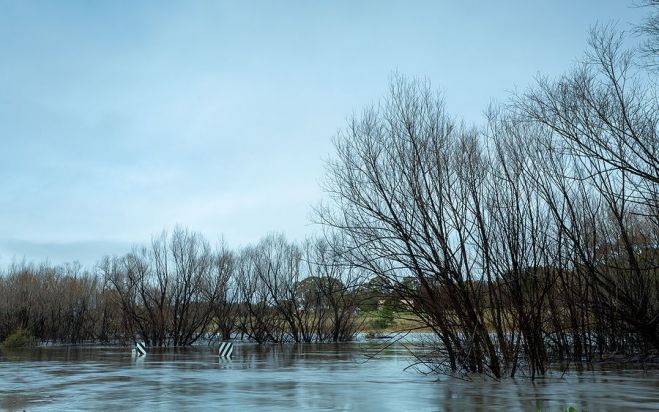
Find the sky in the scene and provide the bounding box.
[0,0,649,268]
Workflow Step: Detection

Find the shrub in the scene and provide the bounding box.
[371,305,395,330]
[2,328,36,348]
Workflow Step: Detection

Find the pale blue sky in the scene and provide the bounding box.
[0,1,648,267]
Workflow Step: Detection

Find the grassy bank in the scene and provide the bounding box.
[359,310,431,334]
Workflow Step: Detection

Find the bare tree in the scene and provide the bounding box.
[636,0,659,65]
[317,75,518,378]
[102,227,231,347]
[516,26,659,353]
[520,27,658,207]
[301,236,364,342]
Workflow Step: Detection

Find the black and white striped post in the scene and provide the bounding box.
[131,341,147,358]
[218,341,233,359]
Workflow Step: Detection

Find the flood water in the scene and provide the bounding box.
[1,342,658,411]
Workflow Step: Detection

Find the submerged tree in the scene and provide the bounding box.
[318,75,514,378]
[318,23,658,377]
[102,227,231,347]
[235,233,362,343]
[517,25,659,353]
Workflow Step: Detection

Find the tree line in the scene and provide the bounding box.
[0,230,367,346]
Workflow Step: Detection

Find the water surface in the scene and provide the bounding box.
[1,343,658,411]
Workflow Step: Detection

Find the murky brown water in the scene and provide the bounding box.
[1,342,658,411]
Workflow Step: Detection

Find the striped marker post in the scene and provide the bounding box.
[218,341,233,359]
[132,341,147,358]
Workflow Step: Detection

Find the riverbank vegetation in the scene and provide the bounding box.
[0,231,368,346]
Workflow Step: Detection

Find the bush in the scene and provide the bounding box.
[371,305,395,330]
[2,328,36,348]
